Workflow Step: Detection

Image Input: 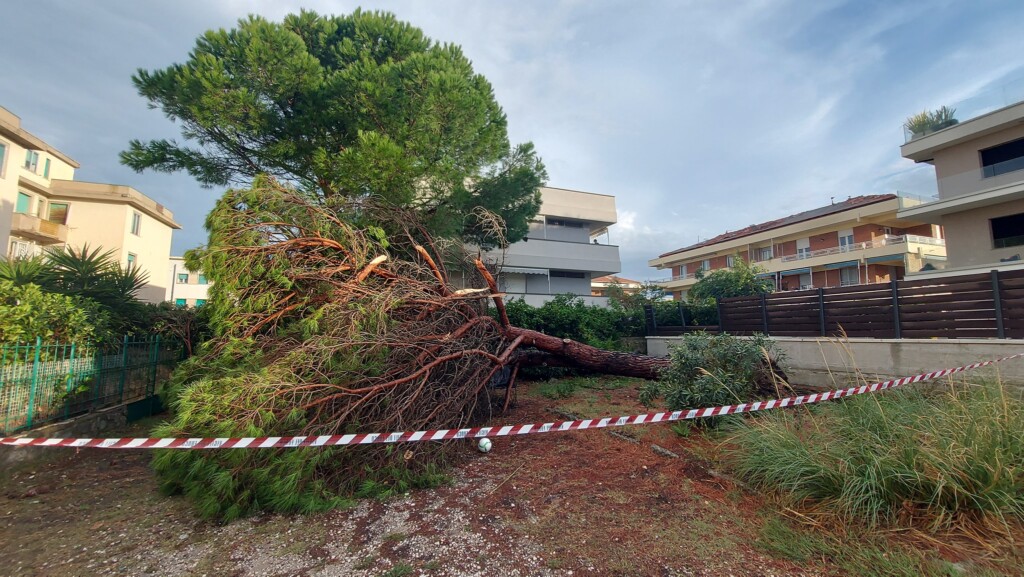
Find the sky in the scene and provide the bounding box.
[2,0,1024,282]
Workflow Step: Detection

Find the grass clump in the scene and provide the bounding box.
[727,380,1024,536]
[640,332,784,425]
[535,375,633,400]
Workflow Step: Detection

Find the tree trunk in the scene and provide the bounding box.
[507,327,669,379]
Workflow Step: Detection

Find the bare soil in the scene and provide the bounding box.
[0,379,1014,576]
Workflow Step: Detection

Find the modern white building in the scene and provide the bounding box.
[477,186,621,306]
[166,256,211,307]
[898,91,1024,277]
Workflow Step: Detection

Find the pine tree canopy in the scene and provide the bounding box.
[122,9,545,246]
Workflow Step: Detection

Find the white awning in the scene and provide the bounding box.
[501,267,549,276]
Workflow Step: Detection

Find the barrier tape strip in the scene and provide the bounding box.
[2,353,1020,450]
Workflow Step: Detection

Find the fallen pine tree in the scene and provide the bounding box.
[154,178,678,519]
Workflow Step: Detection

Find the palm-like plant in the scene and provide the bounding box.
[0,255,52,287]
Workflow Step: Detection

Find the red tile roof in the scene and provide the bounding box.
[657,194,897,259]
[592,275,642,285]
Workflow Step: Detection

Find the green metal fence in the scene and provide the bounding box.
[0,335,184,435]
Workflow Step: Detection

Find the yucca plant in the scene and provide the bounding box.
[0,255,52,286]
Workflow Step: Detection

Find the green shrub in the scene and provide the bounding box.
[0,280,108,345]
[726,380,1024,534]
[639,333,783,426]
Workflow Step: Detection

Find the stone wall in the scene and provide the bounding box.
[0,405,126,467]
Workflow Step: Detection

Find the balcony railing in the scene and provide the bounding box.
[902,76,1024,143]
[778,234,943,263]
[10,213,67,244]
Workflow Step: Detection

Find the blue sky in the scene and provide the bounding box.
[2,0,1023,281]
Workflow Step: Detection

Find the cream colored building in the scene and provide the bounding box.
[166,256,211,307]
[0,106,180,303]
[591,275,642,297]
[649,194,946,301]
[899,98,1024,277]
[476,186,621,307]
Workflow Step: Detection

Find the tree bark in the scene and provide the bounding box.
[507,327,669,379]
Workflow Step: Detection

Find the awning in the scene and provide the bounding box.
[755,272,775,279]
[865,255,903,265]
[779,267,811,276]
[824,260,859,270]
[501,266,549,276]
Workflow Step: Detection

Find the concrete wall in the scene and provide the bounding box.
[933,123,1024,199]
[0,405,126,467]
[941,197,1024,267]
[646,335,1024,389]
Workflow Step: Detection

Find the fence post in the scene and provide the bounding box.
[118,334,130,403]
[26,336,42,429]
[149,334,161,397]
[717,301,726,334]
[891,278,902,339]
[992,269,1005,339]
[760,293,769,335]
[65,342,76,419]
[818,288,826,336]
[678,302,687,327]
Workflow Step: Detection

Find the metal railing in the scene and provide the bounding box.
[779,234,944,263]
[0,335,184,435]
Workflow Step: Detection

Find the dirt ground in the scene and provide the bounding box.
[1,378,1018,577]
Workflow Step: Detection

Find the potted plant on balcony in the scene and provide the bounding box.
[904,106,959,140]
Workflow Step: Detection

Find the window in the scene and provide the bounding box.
[131,212,142,236]
[127,253,137,269]
[175,298,187,307]
[43,158,51,178]
[838,229,854,251]
[15,192,30,214]
[992,212,1024,249]
[198,274,208,285]
[726,255,735,268]
[195,299,207,307]
[840,267,859,287]
[547,218,584,228]
[549,270,586,278]
[177,273,189,284]
[48,202,68,225]
[24,150,39,173]
[757,247,773,261]
[796,238,811,259]
[701,259,711,271]
[679,264,687,277]
[0,141,7,177]
[981,137,1024,178]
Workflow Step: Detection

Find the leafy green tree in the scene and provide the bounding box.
[688,256,773,302]
[122,9,545,246]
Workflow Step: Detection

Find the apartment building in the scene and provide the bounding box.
[0,106,180,303]
[591,275,642,297]
[649,194,946,300]
[898,94,1024,277]
[166,256,211,307]
[476,186,621,307]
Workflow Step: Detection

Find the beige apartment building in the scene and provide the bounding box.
[476,186,621,307]
[649,194,946,301]
[0,106,180,303]
[166,256,211,307]
[591,275,642,297]
[898,97,1024,276]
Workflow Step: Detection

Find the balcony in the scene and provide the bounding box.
[902,77,1024,143]
[485,238,621,278]
[10,213,67,244]
[778,235,943,263]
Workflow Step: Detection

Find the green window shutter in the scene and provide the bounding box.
[198,274,207,284]
[195,299,206,307]
[43,158,51,178]
[48,202,68,224]
[0,142,6,175]
[175,299,186,306]
[16,192,31,214]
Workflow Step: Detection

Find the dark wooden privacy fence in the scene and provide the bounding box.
[716,268,1024,339]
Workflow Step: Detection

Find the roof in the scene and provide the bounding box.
[657,194,897,258]
[592,275,642,285]
[0,106,80,168]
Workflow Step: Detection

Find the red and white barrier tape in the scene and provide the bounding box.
[2,353,1021,450]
